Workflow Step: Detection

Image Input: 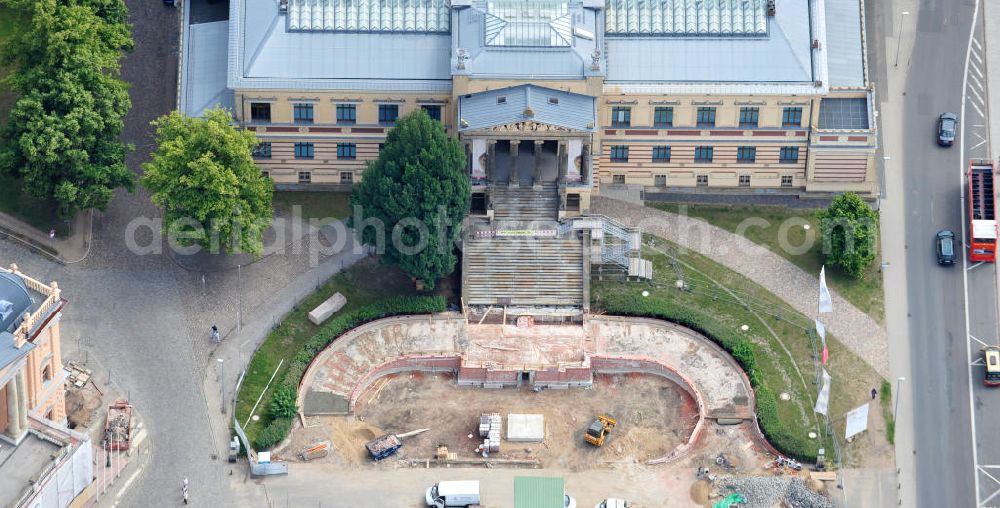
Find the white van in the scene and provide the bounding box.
[425,480,481,507]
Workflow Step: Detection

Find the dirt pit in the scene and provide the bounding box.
[289,372,700,471]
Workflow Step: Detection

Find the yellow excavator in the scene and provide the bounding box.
[584,415,617,447]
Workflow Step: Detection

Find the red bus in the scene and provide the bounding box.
[968,160,997,262]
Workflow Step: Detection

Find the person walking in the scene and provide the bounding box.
[211,325,220,344]
[182,477,189,504]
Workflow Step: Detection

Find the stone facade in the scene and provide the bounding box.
[0,264,67,444]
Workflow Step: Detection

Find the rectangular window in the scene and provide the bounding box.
[298,171,311,183]
[782,107,803,127]
[293,103,314,123]
[739,174,751,187]
[612,174,626,184]
[781,174,793,187]
[696,174,709,186]
[739,107,759,128]
[250,102,271,122]
[654,174,667,186]
[694,146,713,162]
[737,146,756,162]
[697,107,716,127]
[336,104,357,124]
[653,107,673,128]
[337,143,356,159]
[340,172,354,184]
[566,193,580,210]
[378,104,399,124]
[611,107,631,128]
[252,142,271,159]
[610,145,629,162]
[421,105,442,121]
[652,146,671,162]
[780,146,800,163]
[294,142,314,159]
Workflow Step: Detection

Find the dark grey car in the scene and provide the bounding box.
[936,229,956,265]
[938,113,957,146]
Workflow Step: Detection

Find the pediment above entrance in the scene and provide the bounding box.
[465,120,591,135]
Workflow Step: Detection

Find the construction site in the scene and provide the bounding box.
[268,170,837,506]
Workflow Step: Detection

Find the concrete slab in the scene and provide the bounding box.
[506,414,545,442]
[307,292,346,325]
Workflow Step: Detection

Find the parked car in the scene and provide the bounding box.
[938,112,958,146]
[936,230,956,265]
[984,346,1000,387]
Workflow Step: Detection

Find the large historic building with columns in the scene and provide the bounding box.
[0,264,67,443]
[182,0,874,215]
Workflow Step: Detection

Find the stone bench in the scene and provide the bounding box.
[308,292,346,325]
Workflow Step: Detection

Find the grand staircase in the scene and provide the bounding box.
[491,183,559,221]
[463,236,585,307]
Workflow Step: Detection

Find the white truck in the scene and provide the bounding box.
[425,480,481,507]
[595,499,628,508]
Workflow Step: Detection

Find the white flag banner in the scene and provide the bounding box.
[818,266,834,313]
[845,403,870,439]
[815,319,826,341]
[814,369,832,415]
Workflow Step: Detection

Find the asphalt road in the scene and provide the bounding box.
[874,0,999,506]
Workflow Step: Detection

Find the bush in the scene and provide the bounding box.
[254,417,292,450]
[270,385,298,419]
[599,291,817,461]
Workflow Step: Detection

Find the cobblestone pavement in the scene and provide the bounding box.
[591,196,889,378]
[0,2,367,507]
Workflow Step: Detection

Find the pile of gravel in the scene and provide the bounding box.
[716,476,833,508]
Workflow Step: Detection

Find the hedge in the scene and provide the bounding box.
[600,292,817,461]
[242,295,447,450]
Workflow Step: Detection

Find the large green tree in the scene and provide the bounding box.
[350,110,469,288]
[142,108,273,256]
[817,192,879,279]
[0,0,134,215]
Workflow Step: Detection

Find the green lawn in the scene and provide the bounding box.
[0,173,71,237]
[647,202,884,323]
[272,191,351,221]
[234,257,454,441]
[592,235,887,462]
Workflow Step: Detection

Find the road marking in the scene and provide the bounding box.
[959,2,984,506]
[973,37,984,50]
[972,47,984,65]
[971,61,986,80]
[969,262,986,271]
[115,467,142,499]
[970,334,991,348]
[972,358,985,366]
[971,101,986,118]
[972,139,988,150]
[971,84,988,105]
[971,72,986,89]
[979,467,1000,506]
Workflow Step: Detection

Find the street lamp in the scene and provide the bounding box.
[893,376,905,421]
[894,11,910,67]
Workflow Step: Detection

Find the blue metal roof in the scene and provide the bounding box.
[0,272,32,334]
[232,0,452,91]
[824,0,865,88]
[182,21,234,117]
[458,84,595,132]
[605,0,814,83]
[0,331,33,373]
[452,2,602,79]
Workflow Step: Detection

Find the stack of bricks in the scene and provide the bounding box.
[479,413,501,453]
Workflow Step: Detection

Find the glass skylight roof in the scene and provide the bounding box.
[605,0,768,36]
[287,0,451,32]
[483,0,572,46]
